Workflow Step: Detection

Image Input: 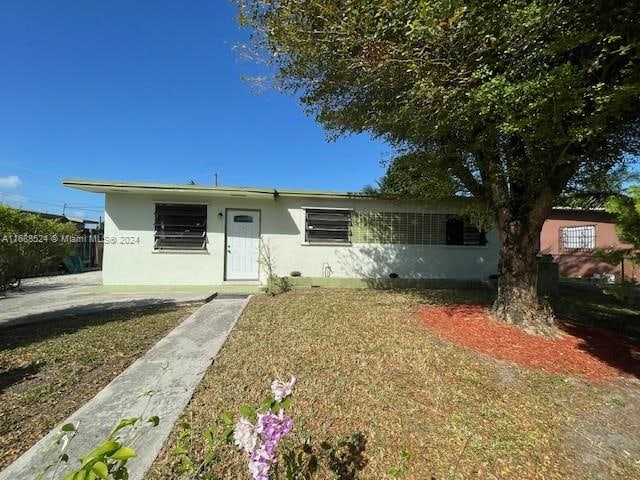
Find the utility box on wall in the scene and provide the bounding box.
[537,254,559,296]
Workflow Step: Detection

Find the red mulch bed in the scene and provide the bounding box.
[419,305,640,382]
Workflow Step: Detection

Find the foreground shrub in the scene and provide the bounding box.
[0,205,77,291]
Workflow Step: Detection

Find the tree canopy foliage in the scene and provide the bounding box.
[559,165,640,209]
[238,0,638,202]
[595,187,640,268]
[236,0,640,333]
[607,190,640,249]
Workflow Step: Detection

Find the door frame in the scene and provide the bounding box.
[224,208,262,281]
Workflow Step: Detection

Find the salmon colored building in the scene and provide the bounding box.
[540,208,638,281]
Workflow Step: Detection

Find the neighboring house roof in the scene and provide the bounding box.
[62,178,370,200]
[547,208,614,223]
[552,206,606,212]
[17,208,98,226]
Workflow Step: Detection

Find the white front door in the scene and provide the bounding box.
[225,210,260,281]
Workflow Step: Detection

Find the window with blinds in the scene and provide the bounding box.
[154,204,207,250]
[305,208,351,243]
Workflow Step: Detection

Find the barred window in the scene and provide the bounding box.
[560,225,595,250]
[305,208,351,243]
[154,204,207,250]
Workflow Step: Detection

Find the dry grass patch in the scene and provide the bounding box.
[0,305,195,469]
[149,289,640,479]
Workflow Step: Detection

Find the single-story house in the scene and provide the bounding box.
[540,208,638,281]
[63,179,500,286]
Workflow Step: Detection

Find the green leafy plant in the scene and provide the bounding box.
[36,380,164,480]
[170,418,226,479]
[387,448,412,478]
[36,414,159,480]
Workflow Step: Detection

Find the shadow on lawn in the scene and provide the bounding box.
[552,283,640,379]
[412,287,495,306]
[0,282,73,297]
[553,284,640,340]
[283,432,368,479]
[0,303,183,351]
[0,362,44,393]
[560,322,640,379]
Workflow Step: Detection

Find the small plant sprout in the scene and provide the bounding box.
[259,237,291,295]
[35,422,79,480]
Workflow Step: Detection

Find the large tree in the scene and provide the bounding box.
[236,0,640,334]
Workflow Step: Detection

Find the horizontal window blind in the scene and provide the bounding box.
[154,204,207,250]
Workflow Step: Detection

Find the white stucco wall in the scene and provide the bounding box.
[102,192,499,285]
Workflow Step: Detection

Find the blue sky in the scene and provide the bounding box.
[0,1,389,220]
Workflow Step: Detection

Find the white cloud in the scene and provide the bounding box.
[0,175,22,188]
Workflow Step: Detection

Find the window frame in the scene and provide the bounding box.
[303,207,352,245]
[445,216,488,246]
[560,224,596,251]
[154,203,208,251]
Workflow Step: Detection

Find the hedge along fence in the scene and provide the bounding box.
[0,204,78,291]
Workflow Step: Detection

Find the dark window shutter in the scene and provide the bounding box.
[305,209,351,243]
[446,216,486,246]
[445,217,464,245]
[154,204,207,250]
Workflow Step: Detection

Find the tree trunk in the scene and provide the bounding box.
[492,220,558,337]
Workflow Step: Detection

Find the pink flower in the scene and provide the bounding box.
[237,377,296,480]
[233,416,258,453]
[271,376,296,401]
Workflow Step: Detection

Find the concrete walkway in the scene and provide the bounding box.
[0,297,249,480]
[0,272,217,329]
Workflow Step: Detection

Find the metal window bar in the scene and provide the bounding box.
[154,204,207,250]
[559,225,596,252]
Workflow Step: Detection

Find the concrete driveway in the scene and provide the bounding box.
[0,271,216,329]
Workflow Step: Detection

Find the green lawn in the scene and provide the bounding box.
[148,289,640,480]
[0,306,194,469]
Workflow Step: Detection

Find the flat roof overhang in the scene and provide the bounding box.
[62,178,370,200]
